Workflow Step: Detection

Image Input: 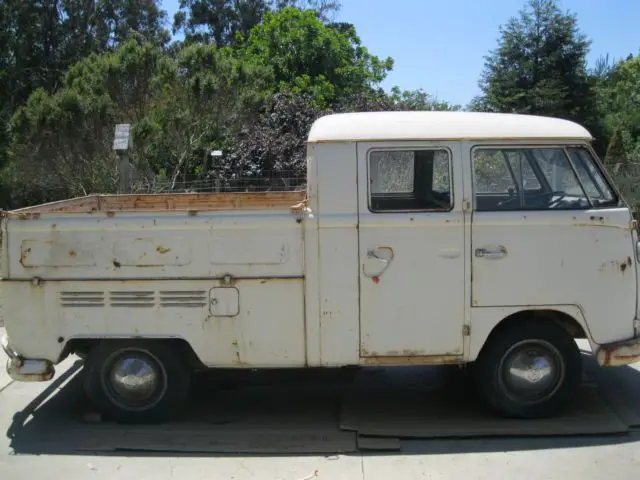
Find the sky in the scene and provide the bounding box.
[161,0,640,107]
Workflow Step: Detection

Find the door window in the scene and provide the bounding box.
[368,149,452,212]
[472,146,618,211]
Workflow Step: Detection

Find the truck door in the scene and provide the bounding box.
[469,144,636,345]
[356,142,467,359]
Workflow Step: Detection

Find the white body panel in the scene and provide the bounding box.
[1,278,306,366]
[2,111,639,375]
[308,111,593,143]
[5,211,303,280]
[310,142,361,366]
[471,208,636,344]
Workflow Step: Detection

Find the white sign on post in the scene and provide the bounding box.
[113,124,132,151]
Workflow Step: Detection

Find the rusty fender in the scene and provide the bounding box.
[595,336,640,367]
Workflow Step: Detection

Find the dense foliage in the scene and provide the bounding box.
[0,0,638,208]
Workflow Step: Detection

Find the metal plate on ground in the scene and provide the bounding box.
[339,366,629,438]
[4,362,637,456]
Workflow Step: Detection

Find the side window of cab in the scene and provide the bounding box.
[472,146,618,211]
[368,148,453,212]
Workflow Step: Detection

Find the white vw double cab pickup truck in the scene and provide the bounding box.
[2,111,640,423]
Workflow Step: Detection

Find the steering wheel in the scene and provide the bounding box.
[496,195,519,208]
[496,190,565,208]
[547,193,568,208]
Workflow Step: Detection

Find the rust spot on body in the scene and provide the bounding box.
[372,276,380,284]
[68,249,77,257]
[15,212,41,220]
[233,351,243,366]
[597,343,640,366]
[599,258,632,274]
[360,354,463,366]
[20,247,32,265]
[156,246,171,254]
[113,259,121,268]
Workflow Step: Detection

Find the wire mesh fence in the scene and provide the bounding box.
[608,162,640,213]
[128,170,307,194]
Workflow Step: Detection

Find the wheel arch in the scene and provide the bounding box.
[468,306,591,362]
[62,336,206,371]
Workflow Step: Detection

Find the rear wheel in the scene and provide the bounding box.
[473,319,581,418]
[82,341,191,424]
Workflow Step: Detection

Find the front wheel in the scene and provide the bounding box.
[82,341,191,424]
[473,319,582,418]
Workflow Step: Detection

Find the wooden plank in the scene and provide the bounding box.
[7,191,306,216]
[99,191,306,212]
[9,196,100,214]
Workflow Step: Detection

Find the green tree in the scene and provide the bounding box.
[0,1,169,108]
[224,91,329,183]
[273,0,340,21]
[94,0,170,49]
[172,0,341,46]
[388,87,461,111]
[5,38,273,206]
[473,0,594,123]
[0,0,170,174]
[138,43,272,187]
[604,128,627,170]
[7,40,175,206]
[173,0,269,46]
[596,52,640,157]
[241,7,392,105]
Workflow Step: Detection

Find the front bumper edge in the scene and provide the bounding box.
[595,335,640,367]
[1,333,55,381]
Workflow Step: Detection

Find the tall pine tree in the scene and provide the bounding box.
[472,0,595,123]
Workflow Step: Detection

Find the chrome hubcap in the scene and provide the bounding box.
[104,350,166,410]
[500,340,563,404]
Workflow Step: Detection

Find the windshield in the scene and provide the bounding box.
[473,146,619,211]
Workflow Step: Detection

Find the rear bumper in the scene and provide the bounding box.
[595,335,640,366]
[1,333,55,382]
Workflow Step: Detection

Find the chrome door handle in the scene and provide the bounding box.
[367,248,389,262]
[364,246,395,278]
[475,246,507,259]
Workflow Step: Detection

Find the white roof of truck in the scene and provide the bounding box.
[307,111,593,143]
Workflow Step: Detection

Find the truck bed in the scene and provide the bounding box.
[0,190,309,366]
[6,191,306,216]
[1,191,307,281]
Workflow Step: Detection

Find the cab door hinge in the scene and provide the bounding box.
[462,325,471,336]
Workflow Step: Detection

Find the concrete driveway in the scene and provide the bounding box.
[2,329,640,479]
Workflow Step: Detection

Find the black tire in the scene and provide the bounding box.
[82,340,191,424]
[473,319,581,418]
